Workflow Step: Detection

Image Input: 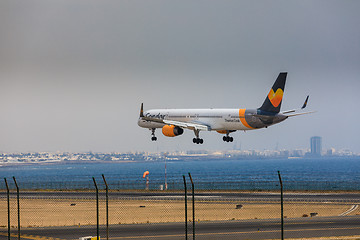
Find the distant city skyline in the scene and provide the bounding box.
[2,134,360,165]
[1,1,359,153]
[310,136,322,157]
[0,137,358,156]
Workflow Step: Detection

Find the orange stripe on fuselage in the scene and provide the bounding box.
[239,109,254,129]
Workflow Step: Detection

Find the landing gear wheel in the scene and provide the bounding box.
[223,136,234,142]
[192,129,203,144]
[193,138,204,144]
[151,137,157,141]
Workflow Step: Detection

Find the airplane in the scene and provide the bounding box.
[138,72,312,144]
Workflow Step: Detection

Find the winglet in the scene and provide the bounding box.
[301,95,309,109]
[140,103,144,117]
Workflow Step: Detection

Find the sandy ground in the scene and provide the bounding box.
[1,198,359,227]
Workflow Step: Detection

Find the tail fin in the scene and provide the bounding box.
[259,72,287,113]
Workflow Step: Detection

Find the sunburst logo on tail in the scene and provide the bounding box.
[268,88,283,108]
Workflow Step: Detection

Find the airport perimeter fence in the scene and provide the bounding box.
[1,178,360,191]
[1,174,360,240]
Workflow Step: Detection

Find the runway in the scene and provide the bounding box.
[1,191,360,239]
[2,216,360,240]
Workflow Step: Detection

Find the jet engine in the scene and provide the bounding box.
[162,125,184,137]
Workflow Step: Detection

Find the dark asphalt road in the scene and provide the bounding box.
[2,216,360,240]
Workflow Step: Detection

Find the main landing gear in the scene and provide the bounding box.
[223,131,234,142]
[150,128,157,141]
[193,129,204,144]
[223,136,233,142]
[193,138,203,144]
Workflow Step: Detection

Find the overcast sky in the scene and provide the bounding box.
[0,0,359,153]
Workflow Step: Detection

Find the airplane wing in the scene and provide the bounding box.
[141,115,211,131]
[163,120,211,131]
[140,103,211,131]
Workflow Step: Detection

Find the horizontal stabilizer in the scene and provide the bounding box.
[282,95,310,115]
[286,111,316,117]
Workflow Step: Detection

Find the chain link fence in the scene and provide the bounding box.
[1,174,360,240]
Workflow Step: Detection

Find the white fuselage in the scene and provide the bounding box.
[137,108,281,131]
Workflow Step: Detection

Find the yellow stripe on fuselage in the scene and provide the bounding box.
[239,109,254,129]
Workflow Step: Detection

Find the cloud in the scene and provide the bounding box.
[0,0,359,152]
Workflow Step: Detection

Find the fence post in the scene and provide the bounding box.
[13,177,20,240]
[183,175,188,240]
[92,177,99,240]
[277,171,284,240]
[4,178,10,240]
[102,174,109,240]
[188,173,195,240]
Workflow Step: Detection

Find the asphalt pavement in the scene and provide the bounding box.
[2,216,360,240]
[1,191,360,239]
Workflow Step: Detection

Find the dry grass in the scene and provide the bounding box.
[1,198,358,227]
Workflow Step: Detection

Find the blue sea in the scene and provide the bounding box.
[1,157,360,191]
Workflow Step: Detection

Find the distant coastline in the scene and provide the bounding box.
[2,157,360,191]
[1,150,359,167]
